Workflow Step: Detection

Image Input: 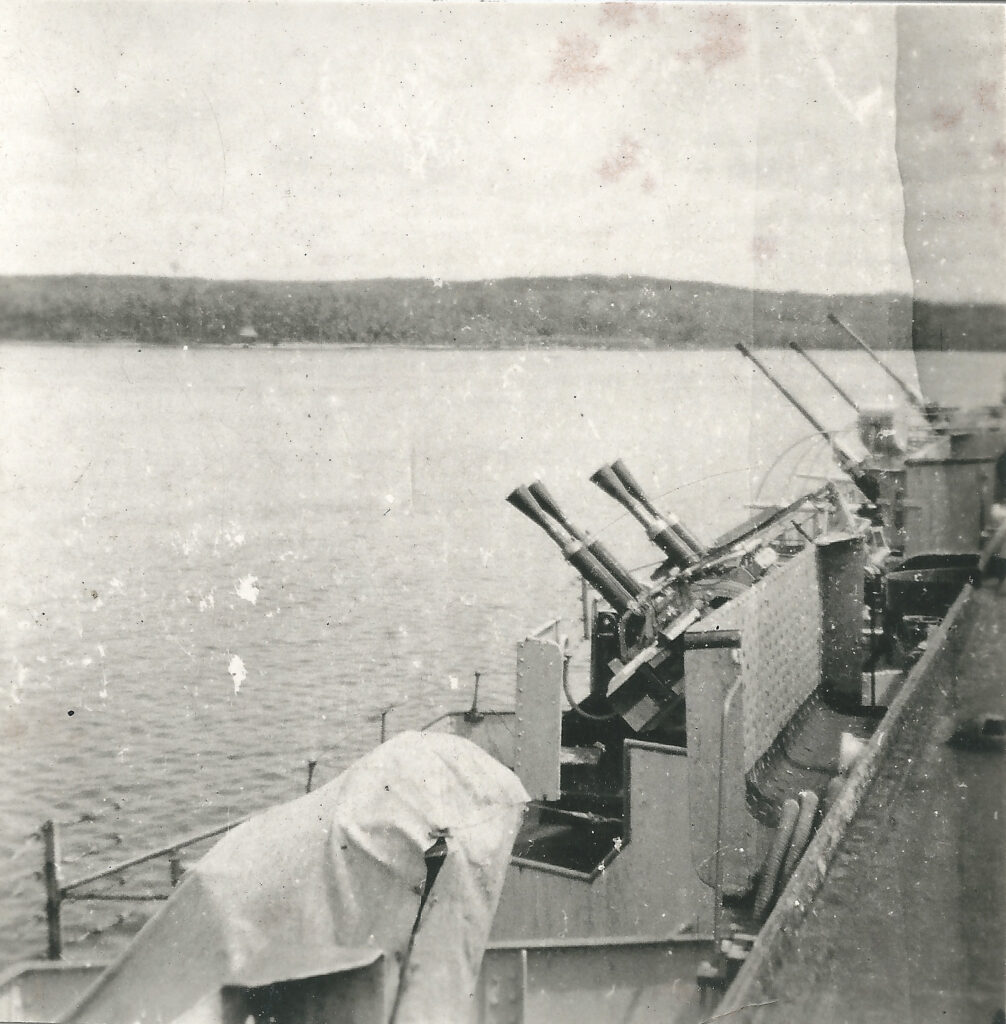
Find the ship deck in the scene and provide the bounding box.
[725,581,1005,1023]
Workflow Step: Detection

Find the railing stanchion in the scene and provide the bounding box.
[168,851,184,887]
[42,819,63,960]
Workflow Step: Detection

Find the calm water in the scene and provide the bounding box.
[0,343,1000,964]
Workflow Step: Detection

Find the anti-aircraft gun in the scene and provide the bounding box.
[507,479,697,736]
[506,484,642,616]
[789,340,905,459]
[589,460,706,574]
[506,454,781,740]
[791,316,934,457]
[741,329,1003,652]
[736,341,882,503]
[826,313,928,418]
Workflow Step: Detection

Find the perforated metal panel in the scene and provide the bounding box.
[698,544,822,771]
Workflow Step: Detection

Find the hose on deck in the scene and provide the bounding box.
[753,797,800,922]
[782,790,820,880]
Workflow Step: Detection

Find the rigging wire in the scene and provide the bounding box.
[591,465,752,538]
[581,418,859,540]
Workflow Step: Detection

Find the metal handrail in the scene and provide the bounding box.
[61,817,247,894]
[63,891,169,903]
[420,708,515,732]
[530,617,562,642]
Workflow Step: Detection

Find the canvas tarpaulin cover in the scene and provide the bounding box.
[64,731,529,1024]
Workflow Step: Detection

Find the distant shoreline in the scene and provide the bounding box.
[1,275,1003,351]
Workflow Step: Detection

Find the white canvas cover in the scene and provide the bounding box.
[64,731,529,1024]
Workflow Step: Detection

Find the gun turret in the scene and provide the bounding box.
[527,480,647,598]
[590,465,700,569]
[826,313,926,415]
[506,485,638,614]
[736,342,880,502]
[788,341,859,413]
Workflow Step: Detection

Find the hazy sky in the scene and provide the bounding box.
[896,5,1005,305]
[1,3,1002,297]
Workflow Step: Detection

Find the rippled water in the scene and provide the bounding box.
[0,342,1000,965]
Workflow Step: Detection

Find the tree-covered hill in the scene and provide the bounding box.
[0,274,1001,350]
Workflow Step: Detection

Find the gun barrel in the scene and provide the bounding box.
[506,485,637,613]
[789,342,859,413]
[607,458,661,517]
[737,342,830,436]
[590,465,698,569]
[826,313,925,412]
[528,480,647,598]
[736,342,879,502]
[609,459,707,556]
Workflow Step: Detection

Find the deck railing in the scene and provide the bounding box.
[35,686,479,961]
[36,657,539,962]
[40,815,247,960]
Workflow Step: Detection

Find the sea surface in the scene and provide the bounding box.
[1,342,1002,965]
